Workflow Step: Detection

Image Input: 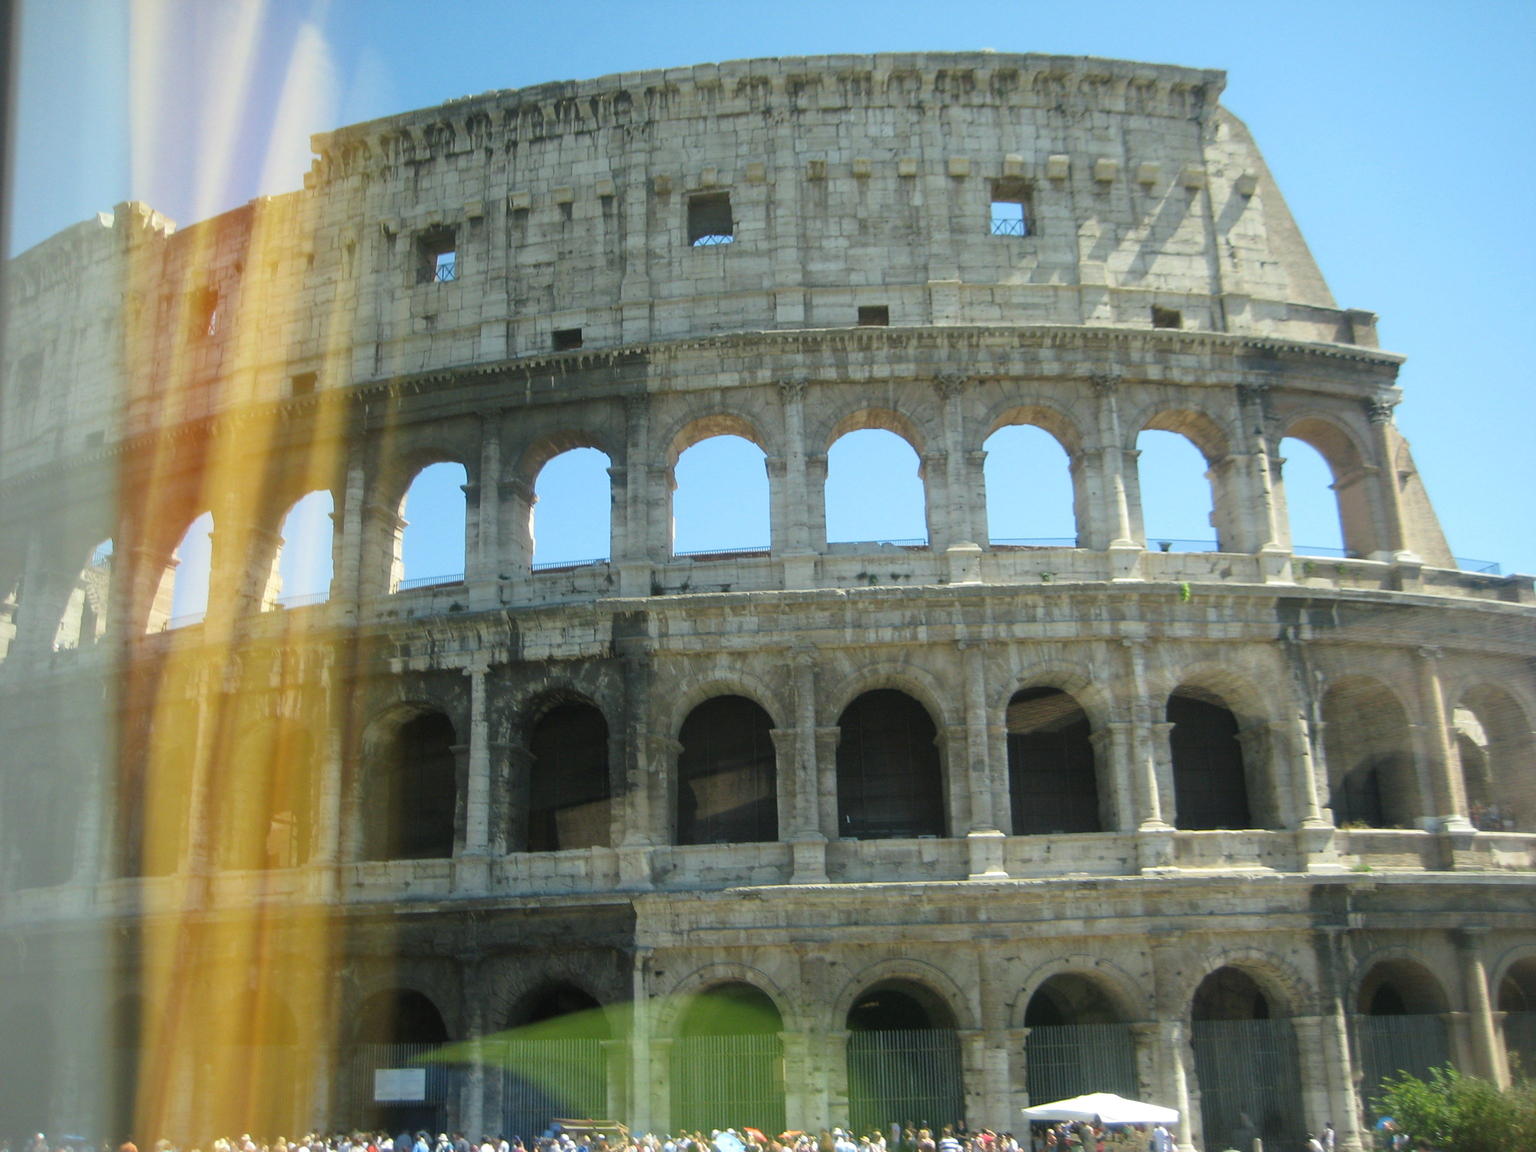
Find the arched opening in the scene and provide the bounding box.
[1277,437,1345,557]
[1007,688,1101,834]
[4,759,76,888]
[271,490,334,608]
[983,424,1077,546]
[677,695,778,845]
[1023,974,1136,1103]
[0,1002,53,1143]
[1190,967,1303,1152]
[528,702,612,852]
[218,727,316,871]
[826,428,928,546]
[163,511,213,629]
[1135,429,1216,551]
[345,989,452,1135]
[1454,684,1534,832]
[1497,957,1536,1077]
[671,983,785,1133]
[205,997,301,1139]
[1355,960,1452,1109]
[837,689,945,840]
[1168,688,1252,830]
[396,462,467,590]
[846,981,963,1134]
[672,434,770,556]
[503,985,610,1140]
[119,731,195,878]
[1321,678,1420,829]
[532,447,612,568]
[1283,418,1378,558]
[361,710,457,861]
[53,537,113,648]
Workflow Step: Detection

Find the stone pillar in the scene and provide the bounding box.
[309,653,345,896]
[182,673,218,878]
[782,1030,819,1130]
[456,661,493,892]
[1311,927,1364,1152]
[461,961,486,1137]
[1365,398,1417,561]
[467,414,503,605]
[787,651,829,881]
[1092,375,1142,578]
[936,375,984,548]
[1149,939,1196,1152]
[334,444,368,615]
[1129,1022,1160,1102]
[628,950,657,1134]
[774,380,818,588]
[1417,647,1472,832]
[1123,639,1171,832]
[816,726,843,843]
[617,394,656,596]
[1456,928,1508,1086]
[961,642,1007,878]
[1092,723,1139,834]
[501,475,536,585]
[207,495,283,620]
[805,452,830,557]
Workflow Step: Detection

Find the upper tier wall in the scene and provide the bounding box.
[0,53,1359,483]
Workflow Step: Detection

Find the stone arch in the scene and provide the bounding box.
[52,536,114,648]
[823,405,929,455]
[526,695,612,852]
[1493,950,1536,1075]
[1131,406,1233,552]
[1188,962,1308,1152]
[1451,680,1535,832]
[982,405,1083,546]
[525,437,615,569]
[836,686,947,840]
[824,413,931,547]
[215,716,319,871]
[660,409,772,467]
[265,489,335,609]
[1280,414,1378,558]
[393,459,470,590]
[358,702,458,861]
[1321,674,1422,828]
[505,982,611,1036]
[153,509,214,631]
[666,415,772,556]
[353,985,453,1045]
[663,672,785,738]
[1353,955,1455,1105]
[653,962,796,1035]
[832,958,976,1032]
[826,661,955,731]
[675,693,779,846]
[1175,948,1314,1020]
[667,977,788,1134]
[997,660,1112,732]
[982,400,1087,457]
[1021,967,1142,1103]
[515,428,619,486]
[841,968,967,1134]
[1013,955,1151,1028]
[1006,685,1104,835]
[1165,679,1262,831]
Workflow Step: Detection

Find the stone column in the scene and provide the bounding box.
[1092,375,1142,578]
[961,642,1006,878]
[1417,647,1472,832]
[628,951,658,1134]
[936,375,984,548]
[504,743,532,853]
[309,652,345,896]
[206,498,281,621]
[456,661,493,892]
[781,1030,819,1130]
[786,651,829,881]
[333,444,368,616]
[1149,939,1196,1152]
[467,413,503,606]
[1091,724,1139,834]
[1311,926,1364,1152]
[774,380,817,587]
[816,726,843,844]
[1123,638,1171,835]
[617,394,656,596]
[501,475,536,583]
[182,672,218,879]
[1129,1022,1160,1101]
[1456,928,1507,1086]
[461,960,487,1137]
[1365,398,1416,561]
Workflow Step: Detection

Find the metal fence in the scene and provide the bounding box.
[499,1038,609,1141]
[1354,1015,1450,1111]
[670,1034,785,1134]
[1190,1019,1304,1152]
[1505,1012,1536,1079]
[846,1029,964,1134]
[334,1043,461,1132]
[1024,1023,1137,1105]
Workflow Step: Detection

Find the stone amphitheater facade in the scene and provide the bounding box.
[1,52,1533,1152]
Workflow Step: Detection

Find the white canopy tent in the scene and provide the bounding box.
[1022,1093,1180,1126]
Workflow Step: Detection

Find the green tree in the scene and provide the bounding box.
[1373,1065,1536,1152]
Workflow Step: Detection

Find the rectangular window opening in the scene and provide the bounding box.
[553,328,584,351]
[416,226,459,283]
[989,179,1032,238]
[192,287,220,337]
[290,371,318,397]
[688,191,734,246]
[857,305,890,327]
[1152,306,1183,330]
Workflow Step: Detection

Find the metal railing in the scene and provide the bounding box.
[531,557,609,572]
[396,572,464,591]
[690,233,733,247]
[673,545,770,559]
[274,591,329,608]
[990,216,1027,236]
[991,537,1077,548]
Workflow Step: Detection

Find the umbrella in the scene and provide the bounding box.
[1022,1093,1180,1126]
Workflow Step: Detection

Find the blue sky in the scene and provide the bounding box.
[10,0,1535,578]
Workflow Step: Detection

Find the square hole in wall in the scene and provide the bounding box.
[553,328,584,351]
[688,192,734,246]
[1152,306,1183,329]
[416,225,458,283]
[290,371,317,397]
[857,305,890,327]
[989,178,1033,237]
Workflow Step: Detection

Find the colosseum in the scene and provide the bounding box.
[1,51,1533,1152]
